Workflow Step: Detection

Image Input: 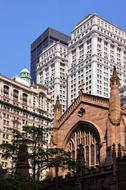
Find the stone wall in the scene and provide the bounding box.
[42,156,126,190]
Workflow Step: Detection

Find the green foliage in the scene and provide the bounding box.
[0,125,85,183]
[0,175,41,190]
[0,125,52,179]
[0,143,17,159]
[47,148,71,169]
[22,125,51,179]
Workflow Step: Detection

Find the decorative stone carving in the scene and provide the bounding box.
[78,107,85,117]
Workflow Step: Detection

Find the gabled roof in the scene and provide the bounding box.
[58,93,109,127]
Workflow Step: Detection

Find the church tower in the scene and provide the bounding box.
[106,66,122,160]
[109,66,121,125]
[52,95,62,145]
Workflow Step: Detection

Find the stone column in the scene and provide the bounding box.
[91,33,98,56]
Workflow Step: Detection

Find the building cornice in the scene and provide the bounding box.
[0,75,48,95]
[69,30,126,49]
[73,14,126,34]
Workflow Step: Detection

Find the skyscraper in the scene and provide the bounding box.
[31,27,70,83]
[35,14,126,113]
[36,41,68,118]
[67,14,126,106]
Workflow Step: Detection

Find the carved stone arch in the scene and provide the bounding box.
[64,120,102,166]
[64,120,102,148]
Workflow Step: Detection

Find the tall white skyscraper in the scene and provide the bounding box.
[68,14,126,106]
[36,14,126,111]
[36,41,68,117]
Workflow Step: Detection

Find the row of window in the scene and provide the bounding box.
[97,17,126,38]
[3,85,28,104]
[2,85,49,112]
[97,26,126,45]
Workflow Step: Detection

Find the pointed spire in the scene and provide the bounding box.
[54,95,62,126]
[110,66,120,87]
[54,95,62,112]
[109,66,121,125]
[52,96,62,145]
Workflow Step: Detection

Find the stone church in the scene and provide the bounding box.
[51,66,126,168]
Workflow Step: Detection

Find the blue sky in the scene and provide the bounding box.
[0,0,126,77]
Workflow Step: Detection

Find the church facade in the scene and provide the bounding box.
[51,67,126,169]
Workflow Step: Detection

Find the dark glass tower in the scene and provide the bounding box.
[31,27,70,83]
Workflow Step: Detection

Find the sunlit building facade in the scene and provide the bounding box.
[0,69,51,169]
[68,14,126,105]
[36,42,68,117]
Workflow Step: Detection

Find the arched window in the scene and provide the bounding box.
[91,144,94,165]
[67,141,75,160]
[66,121,100,167]
[13,89,19,101]
[3,85,9,96]
[22,93,28,104]
[86,146,89,166]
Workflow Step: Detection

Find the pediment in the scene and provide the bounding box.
[58,93,109,127]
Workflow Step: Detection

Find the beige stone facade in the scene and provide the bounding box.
[0,73,51,169]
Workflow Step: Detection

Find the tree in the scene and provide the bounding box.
[0,128,22,173]
[47,148,71,190]
[0,125,52,180]
[1,125,83,185]
[22,125,51,180]
[0,174,42,190]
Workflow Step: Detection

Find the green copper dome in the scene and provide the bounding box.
[19,68,31,84]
